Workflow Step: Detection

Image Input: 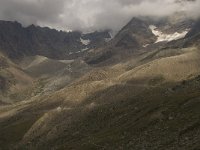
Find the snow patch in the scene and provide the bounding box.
[56,107,62,112]
[59,59,74,64]
[68,48,89,55]
[105,37,112,42]
[69,51,81,55]
[80,38,90,45]
[105,31,114,42]
[81,47,89,52]
[149,25,189,43]
[75,51,81,54]
[143,44,149,48]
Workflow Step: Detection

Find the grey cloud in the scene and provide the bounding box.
[0,0,65,25]
[0,0,199,32]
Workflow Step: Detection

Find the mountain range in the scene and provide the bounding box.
[0,20,111,60]
[0,12,200,150]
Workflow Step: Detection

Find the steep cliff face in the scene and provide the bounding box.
[114,18,156,49]
[0,21,111,60]
[0,21,33,59]
[186,20,200,37]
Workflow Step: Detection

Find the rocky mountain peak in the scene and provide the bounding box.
[113,18,156,49]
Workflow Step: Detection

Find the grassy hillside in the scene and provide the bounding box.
[0,44,200,149]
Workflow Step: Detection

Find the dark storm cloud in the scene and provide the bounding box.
[0,0,199,32]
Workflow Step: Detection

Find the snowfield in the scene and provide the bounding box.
[149,25,189,43]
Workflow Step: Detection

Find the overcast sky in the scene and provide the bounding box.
[0,0,199,32]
